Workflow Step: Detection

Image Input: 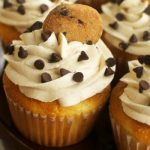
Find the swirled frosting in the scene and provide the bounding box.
[0,0,77,32]
[120,59,150,125]
[4,28,115,107]
[101,0,150,55]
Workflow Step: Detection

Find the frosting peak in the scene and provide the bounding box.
[4,28,115,107]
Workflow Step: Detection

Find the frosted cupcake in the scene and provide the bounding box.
[110,55,150,150]
[3,4,116,147]
[0,0,77,44]
[101,0,150,81]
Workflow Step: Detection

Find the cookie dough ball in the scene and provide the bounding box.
[43,4,103,44]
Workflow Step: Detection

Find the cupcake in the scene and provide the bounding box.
[0,0,77,44]
[101,0,150,82]
[110,55,150,150]
[3,4,116,147]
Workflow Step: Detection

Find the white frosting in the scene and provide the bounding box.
[4,29,115,107]
[120,60,150,125]
[0,0,77,32]
[101,0,150,55]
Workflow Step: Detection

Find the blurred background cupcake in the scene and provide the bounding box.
[3,4,116,147]
[101,0,150,82]
[0,0,77,44]
[110,55,150,150]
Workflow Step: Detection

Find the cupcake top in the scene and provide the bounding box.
[0,0,77,32]
[4,25,116,107]
[120,55,150,125]
[101,0,150,55]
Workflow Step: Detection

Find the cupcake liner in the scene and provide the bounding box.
[110,115,150,150]
[6,97,103,147]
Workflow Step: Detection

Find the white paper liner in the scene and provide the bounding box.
[6,97,104,147]
[110,115,150,150]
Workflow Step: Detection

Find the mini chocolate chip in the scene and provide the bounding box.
[144,55,150,65]
[27,21,43,32]
[116,13,125,21]
[3,0,12,8]
[143,31,150,41]
[86,40,93,45]
[41,73,52,83]
[60,68,71,76]
[110,0,123,4]
[40,4,49,14]
[133,67,143,78]
[34,59,45,70]
[60,9,68,16]
[16,0,25,4]
[139,80,149,93]
[144,5,150,15]
[78,51,89,62]
[129,34,138,43]
[104,67,115,76]
[109,22,118,30]
[41,31,52,41]
[6,45,14,55]
[138,55,145,64]
[49,53,62,63]
[18,46,28,58]
[73,72,84,82]
[106,58,116,67]
[63,32,67,35]
[119,42,129,50]
[17,5,25,15]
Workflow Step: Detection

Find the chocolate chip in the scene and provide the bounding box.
[138,55,145,64]
[78,51,89,62]
[138,55,150,65]
[86,40,93,45]
[41,31,52,42]
[106,58,116,67]
[119,42,129,50]
[60,9,68,16]
[139,80,149,93]
[27,21,43,32]
[73,72,84,82]
[104,67,115,76]
[41,73,52,83]
[40,4,49,14]
[116,13,125,21]
[17,5,25,15]
[143,31,150,41]
[34,59,45,70]
[63,32,67,35]
[60,68,71,76]
[109,22,118,30]
[110,0,123,4]
[6,45,14,55]
[16,0,25,4]
[144,5,150,15]
[144,55,150,65]
[18,46,28,58]
[133,67,143,78]
[129,34,138,43]
[3,0,12,8]
[49,53,62,63]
